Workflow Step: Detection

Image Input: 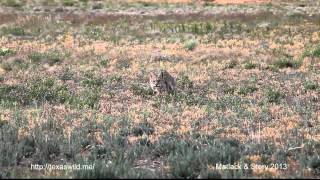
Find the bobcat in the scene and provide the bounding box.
[149,70,176,95]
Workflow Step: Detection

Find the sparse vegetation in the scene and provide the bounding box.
[2,0,22,7]
[271,58,302,69]
[183,39,198,51]
[1,26,25,36]
[244,61,257,69]
[0,48,14,56]
[238,85,258,95]
[303,80,319,91]
[0,0,319,179]
[265,88,283,103]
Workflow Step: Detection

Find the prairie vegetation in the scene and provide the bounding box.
[0,0,319,178]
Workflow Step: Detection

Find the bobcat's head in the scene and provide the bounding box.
[149,72,161,88]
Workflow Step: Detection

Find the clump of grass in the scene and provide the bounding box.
[44,50,65,66]
[0,62,13,72]
[265,88,283,103]
[238,85,258,95]
[0,123,19,168]
[221,84,236,94]
[108,75,122,86]
[28,51,43,63]
[62,0,76,6]
[74,160,119,179]
[82,73,104,88]
[116,58,131,70]
[0,119,8,128]
[1,26,25,36]
[133,1,155,7]
[0,77,72,106]
[177,75,193,90]
[266,64,279,72]
[271,58,301,69]
[98,56,109,67]
[130,84,154,97]
[72,88,101,109]
[244,61,258,69]
[26,77,72,105]
[59,68,74,81]
[132,122,155,136]
[167,139,241,178]
[0,48,14,56]
[92,3,104,10]
[303,44,320,58]
[225,60,238,69]
[303,81,318,91]
[18,136,36,159]
[1,58,27,72]
[183,40,198,51]
[2,0,22,7]
[84,25,104,40]
[311,45,320,57]
[28,50,66,66]
[168,148,203,178]
[308,156,320,174]
[0,84,27,106]
[156,92,210,107]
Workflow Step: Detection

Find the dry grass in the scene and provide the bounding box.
[0,0,319,179]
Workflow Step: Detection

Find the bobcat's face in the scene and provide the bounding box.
[149,70,176,95]
[149,73,161,89]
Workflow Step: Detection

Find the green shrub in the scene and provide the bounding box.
[177,75,193,89]
[303,81,318,91]
[92,3,104,10]
[2,26,25,36]
[311,45,320,57]
[28,52,43,63]
[168,148,203,178]
[238,85,258,95]
[63,0,75,6]
[168,139,241,178]
[244,61,257,69]
[72,89,101,109]
[82,73,104,88]
[28,50,66,65]
[44,50,64,66]
[59,68,74,81]
[272,58,301,69]
[221,84,236,94]
[184,40,198,51]
[304,44,320,58]
[265,88,283,103]
[225,60,238,69]
[27,78,72,104]
[0,84,27,106]
[130,84,154,97]
[0,77,73,106]
[132,122,155,136]
[116,58,131,69]
[2,0,22,7]
[308,156,320,173]
[0,48,14,56]
[85,26,104,40]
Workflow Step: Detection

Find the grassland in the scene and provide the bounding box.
[0,0,319,178]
